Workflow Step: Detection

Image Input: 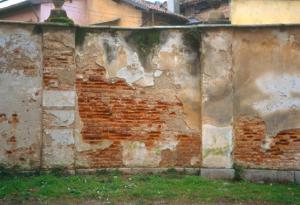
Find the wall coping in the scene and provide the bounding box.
[2,20,300,30]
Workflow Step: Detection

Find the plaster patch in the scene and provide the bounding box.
[209,34,231,51]
[202,124,233,168]
[117,63,144,84]
[157,135,179,151]
[122,141,160,167]
[154,70,163,77]
[135,72,154,87]
[191,156,201,166]
[253,74,300,115]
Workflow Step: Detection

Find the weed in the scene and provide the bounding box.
[96,169,110,175]
[233,163,244,181]
[49,166,68,176]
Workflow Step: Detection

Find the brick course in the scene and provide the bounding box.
[76,66,201,168]
[233,116,300,169]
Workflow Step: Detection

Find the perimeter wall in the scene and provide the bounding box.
[0,22,299,182]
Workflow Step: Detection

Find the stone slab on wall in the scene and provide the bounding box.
[201,168,235,180]
[0,24,43,169]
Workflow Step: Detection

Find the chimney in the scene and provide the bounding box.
[167,0,180,14]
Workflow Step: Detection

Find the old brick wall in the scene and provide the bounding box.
[42,27,76,169]
[75,30,202,168]
[0,22,300,171]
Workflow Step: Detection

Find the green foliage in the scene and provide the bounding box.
[0,164,21,177]
[233,163,244,181]
[164,168,178,175]
[0,164,41,178]
[0,174,299,204]
[46,16,74,25]
[49,166,68,177]
[129,29,160,65]
[183,28,201,50]
[32,25,43,35]
[75,28,87,46]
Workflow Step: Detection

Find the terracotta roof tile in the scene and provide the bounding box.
[122,0,188,21]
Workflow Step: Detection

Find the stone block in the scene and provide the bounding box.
[44,129,74,145]
[76,169,97,175]
[42,129,75,169]
[43,90,75,107]
[201,168,235,180]
[44,110,75,127]
[242,169,294,183]
[184,168,201,175]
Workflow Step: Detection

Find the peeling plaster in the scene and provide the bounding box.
[122,141,160,167]
[253,74,300,115]
[121,135,179,167]
[0,26,42,169]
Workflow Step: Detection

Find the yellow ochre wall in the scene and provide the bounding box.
[231,0,300,25]
[87,0,142,27]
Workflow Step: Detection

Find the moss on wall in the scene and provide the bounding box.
[75,28,87,46]
[183,28,201,50]
[46,16,74,25]
[127,29,160,67]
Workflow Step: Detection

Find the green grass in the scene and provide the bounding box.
[0,173,299,204]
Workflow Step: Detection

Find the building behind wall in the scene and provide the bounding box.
[231,0,300,25]
[179,0,230,23]
[0,0,187,26]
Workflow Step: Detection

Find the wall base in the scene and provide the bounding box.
[201,168,235,180]
[75,168,201,175]
[242,169,296,184]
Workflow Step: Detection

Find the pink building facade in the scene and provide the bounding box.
[0,0,88,25]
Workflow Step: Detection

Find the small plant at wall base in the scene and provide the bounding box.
[0,164,25,177]
[49,166,69,176]
[233,163,244,181]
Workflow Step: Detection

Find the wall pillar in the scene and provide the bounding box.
[41,26,76,169]
[201,30,234,170]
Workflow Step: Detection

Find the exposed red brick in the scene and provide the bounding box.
[233,116,300,169]
[160,134,201,167]
[76,66,201,168]
[79,142,123,168]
